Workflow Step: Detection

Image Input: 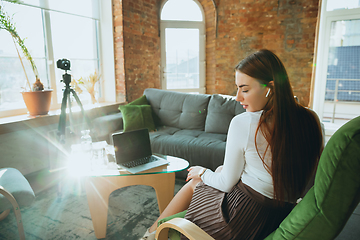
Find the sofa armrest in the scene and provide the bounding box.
[91,112,123,140]
[156,218,214,240]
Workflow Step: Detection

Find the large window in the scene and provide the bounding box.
[0,0,115,118]
[313,0,360,134]
[160,0,205,93]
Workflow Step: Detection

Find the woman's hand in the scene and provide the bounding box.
[186,166,206,182]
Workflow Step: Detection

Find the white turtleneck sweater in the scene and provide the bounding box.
[201,111,274,199]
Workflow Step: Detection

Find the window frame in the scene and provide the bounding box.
[160,0,206,94]
[312,2,360,130]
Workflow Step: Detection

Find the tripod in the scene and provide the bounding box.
[57,71,91,143]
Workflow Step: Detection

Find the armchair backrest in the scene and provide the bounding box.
[265,116,360,239]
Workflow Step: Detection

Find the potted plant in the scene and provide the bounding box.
[0,1,52,116]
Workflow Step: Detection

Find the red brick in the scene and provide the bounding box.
[287,39,295,44]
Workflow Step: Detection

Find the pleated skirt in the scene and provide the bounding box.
[183,181,295,240]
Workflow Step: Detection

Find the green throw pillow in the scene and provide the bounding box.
[118,104,156,132]
[118,95,149,112]
[128,95,149,106]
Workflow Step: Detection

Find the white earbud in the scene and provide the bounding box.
[266,88,271,98]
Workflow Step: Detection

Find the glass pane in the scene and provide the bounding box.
[48,0,97,19]
[50,12,97,59]
[0,2,45,58]
[50,11,99,104]
[327,0,360,11]
[0,57,26,110]
[22,0,41,5]
[324,79,336,101]
[323,19,360,124]
[165,28,199,89]
[0,3,47,111]
[161,0,202,21]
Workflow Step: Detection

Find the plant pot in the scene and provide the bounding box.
[21,89,53,116]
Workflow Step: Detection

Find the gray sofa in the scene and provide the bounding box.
[92,88,245,179]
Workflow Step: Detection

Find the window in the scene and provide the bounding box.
[313,0,360,136]
[160,0,205,93]
[0,0,115,118]
[326,0,360,11]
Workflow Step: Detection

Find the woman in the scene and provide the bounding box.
[142,49,323,240]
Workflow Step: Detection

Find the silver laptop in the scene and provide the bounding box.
[112,128,169,174]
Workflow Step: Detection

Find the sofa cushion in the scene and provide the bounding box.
[150,127,226,179]
[205,94,245,134]
[92,112,124,139]
[118,105,156,132]
[144,88,211,130]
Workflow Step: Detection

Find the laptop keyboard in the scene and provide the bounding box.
[122,156,159,168]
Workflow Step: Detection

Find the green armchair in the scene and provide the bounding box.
[156,116,360,240]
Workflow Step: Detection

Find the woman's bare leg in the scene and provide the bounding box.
[148,178,200,232]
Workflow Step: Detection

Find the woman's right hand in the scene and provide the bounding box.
[186,166,206,182]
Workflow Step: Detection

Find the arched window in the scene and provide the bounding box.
[160,0,205,93]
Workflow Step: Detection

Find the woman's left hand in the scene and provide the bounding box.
[186,166,206,182]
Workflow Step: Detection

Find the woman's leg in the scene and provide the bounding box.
[149,178,201,232]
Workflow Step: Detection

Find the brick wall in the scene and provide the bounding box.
[115,0,161,102]
[113,0,319,106]
[211,0,319,105]
[113,0,126,102]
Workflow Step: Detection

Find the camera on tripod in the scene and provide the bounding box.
[57,58,71,71]
[56,58,91,142]
[57,59,71,85]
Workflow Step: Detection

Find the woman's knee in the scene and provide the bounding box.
[187,178,201,191]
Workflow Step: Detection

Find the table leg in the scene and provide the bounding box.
[85,172,176,239]
[85,177,113,239]
[148,172,175,214]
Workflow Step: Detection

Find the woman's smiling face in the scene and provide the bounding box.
[235,71,271,112]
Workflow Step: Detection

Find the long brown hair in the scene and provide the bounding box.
[235,49,323,202]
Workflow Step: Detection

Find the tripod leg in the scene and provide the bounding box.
[58,88,69,141]
[70,89,92,130]
[67,92,75,133]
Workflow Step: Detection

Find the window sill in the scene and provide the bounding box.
[323,121,349,144]
[323,122,346,136]
[0,102,125,135]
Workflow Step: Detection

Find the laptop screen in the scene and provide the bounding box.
[112,128,152,164]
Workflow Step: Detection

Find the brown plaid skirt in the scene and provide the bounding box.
[183,181,295,240]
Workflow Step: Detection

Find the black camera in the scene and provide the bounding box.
[57,58,71,71]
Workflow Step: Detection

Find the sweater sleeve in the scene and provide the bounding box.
[201,114,250,192]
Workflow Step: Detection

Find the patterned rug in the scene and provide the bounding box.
[0,178,186,240]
